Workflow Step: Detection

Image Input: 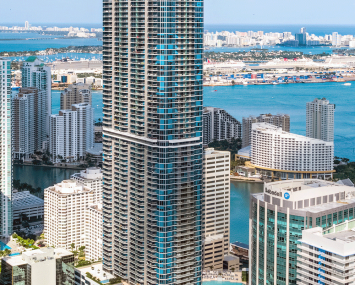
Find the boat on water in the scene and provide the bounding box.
[243,82,248,85]
[344,83,351,86]
[273,82,279,85]
[213,90,217,92]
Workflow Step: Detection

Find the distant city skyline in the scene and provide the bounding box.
[2,0,355,25]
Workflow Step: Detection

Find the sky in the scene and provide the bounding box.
[1,0,355,26]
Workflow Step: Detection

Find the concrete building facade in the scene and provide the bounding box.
[203,148,230,270]
[242,114,290,148]
[12,87,46,159]
[0,58,12,237]
[250,123,334,180]
[203,107,241,145]
[250,179,355,285]
[0,247,74,285]
[22,56,51,135]
[60,83,92,110]
[50,110,77,163]
[306,98,335,142]
[44,179,102,262]
[298,221,355,285]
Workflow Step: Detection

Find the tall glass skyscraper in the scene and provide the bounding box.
[102,0,204,284]
[0,58,12,237]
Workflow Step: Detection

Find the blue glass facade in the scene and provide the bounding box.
[102,0,203,284]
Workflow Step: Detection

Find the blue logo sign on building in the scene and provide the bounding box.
[284,192,290,200]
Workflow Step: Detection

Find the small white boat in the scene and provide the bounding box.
[344,83,351,86]
[273,82,279,85]
[243,82,248,85]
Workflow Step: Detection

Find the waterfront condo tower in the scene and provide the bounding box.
[102,0,204,284]
[0,58,12,237]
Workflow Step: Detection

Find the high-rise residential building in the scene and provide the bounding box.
[12,87,46,159]
[60,83,92,110]
[0,247,74,285]
[306,98,335,142]
[44,179,102,262]
[0,58,12,237]
[102,0,204,283]
[25,21,29,30]
[242,114,290,148]
[71,167,103,204]
[49,104,93,163]
[203,107,241,145]
[250,179,355,285]
[72,103,94,159]
[332,32,341,46]
[298,220,355,285]
[250,123,334,180]
[50,110,77,163]
[203,148,230,270]
[22,56,51,135]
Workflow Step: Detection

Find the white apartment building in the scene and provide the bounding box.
[85,204,102,261]
[251,123,334,180]
[203,148,230,270]
[0,247,74,285]
[298,222,355,285]
[12,87,46,159]
[242,113,290,148]
[72,103,94,159]
[71,167,103,204]
[203,107,241,146]
[22,56,51,135]
[44,180,102,261]
[60,83,92,110]
[50,110,77,163]
[0,58,12,237]
[306,98,335,142]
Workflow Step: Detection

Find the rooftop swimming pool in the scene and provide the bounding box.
[0,241,11,251]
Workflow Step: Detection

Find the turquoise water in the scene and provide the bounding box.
[230,182,263,244]
[9,53,103,62]
[0,241,11,250]
[74,82,355,160]
[204,82,355,160]
[13,165,78,193]
[9,253,21,256]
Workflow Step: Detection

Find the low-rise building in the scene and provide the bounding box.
[0,247,74,285]
[74,263,114,285]
[12,191,44,224]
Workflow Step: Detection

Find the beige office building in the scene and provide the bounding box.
[242,113,290,148]
[60,83,92,110]
[203,148,230,270]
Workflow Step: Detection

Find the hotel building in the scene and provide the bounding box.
[250,123,334,180]
[0,58,12,237]
[44,179,102,262]
[203,148,230,270]
[298,221,355,285]
[102,0,204,283]
[203,107,241,146]
[250,179,355,285]
[60,83,92,110]
[242,114,290,148]
[306,98,335,142]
